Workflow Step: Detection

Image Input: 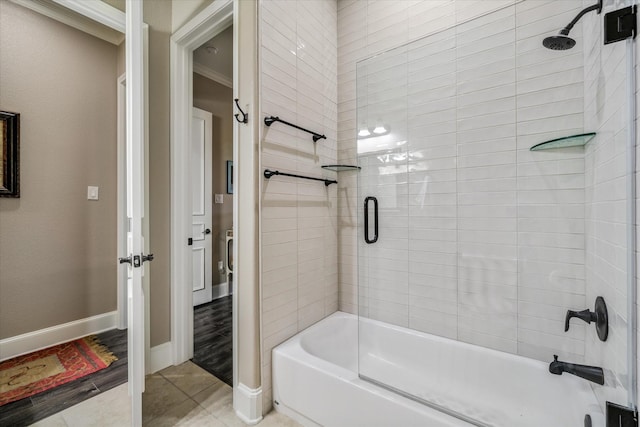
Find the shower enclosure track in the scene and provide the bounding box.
[360,375,491,427]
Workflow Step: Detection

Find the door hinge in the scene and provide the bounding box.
[607,402,638,427]
[604,5,637,45]
[188,238,193,246]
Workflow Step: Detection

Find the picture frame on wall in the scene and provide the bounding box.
[226,160,233,194]
[0,111,20,197]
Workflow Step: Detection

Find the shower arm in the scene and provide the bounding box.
[560,0,602,35]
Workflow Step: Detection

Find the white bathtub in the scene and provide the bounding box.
[272,312,603,427]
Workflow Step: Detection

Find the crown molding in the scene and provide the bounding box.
[194,62,233,88]
[11,0,124,45]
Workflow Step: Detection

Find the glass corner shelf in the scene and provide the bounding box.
[321,164,361,172]
[530,132,596,151]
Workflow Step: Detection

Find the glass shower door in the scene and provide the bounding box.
[357,25,480,424]
[356,40,411,398]
[356,1,636,426]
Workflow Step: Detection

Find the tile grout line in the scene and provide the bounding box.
[143,372,194,425]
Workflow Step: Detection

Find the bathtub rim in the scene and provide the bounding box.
[272,311,604,427]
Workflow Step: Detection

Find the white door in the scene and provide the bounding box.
[191,107,213,306]
[123,1,146,425]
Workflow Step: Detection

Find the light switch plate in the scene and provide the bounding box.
[88,186,99,200]
[215,194,224,204]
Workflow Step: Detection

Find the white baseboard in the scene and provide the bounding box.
[234,383,263,425]
[212,281,230,300]
[0,311,118,361]
[149,341,173,374]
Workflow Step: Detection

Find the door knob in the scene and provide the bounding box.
[119,256,132,265]
[142,253,154,263]
[205,228,211,235]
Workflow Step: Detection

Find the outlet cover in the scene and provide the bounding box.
[215,194,224,204]
[87,186,99,200]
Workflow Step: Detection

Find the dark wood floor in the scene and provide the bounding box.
[191,295,233,386]
[0,328,128,427]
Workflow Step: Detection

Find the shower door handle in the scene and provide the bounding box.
[364,196,378,244]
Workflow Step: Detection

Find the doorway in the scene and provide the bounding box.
[189,24,235,386]
[170,0,262,422]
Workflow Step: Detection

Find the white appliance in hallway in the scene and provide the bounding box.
[192,107,213,306]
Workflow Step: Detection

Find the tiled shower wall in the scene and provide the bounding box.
[583,0,632,409]
[255,0,640,415]
[338,0,591,362]
[259,0,338,413]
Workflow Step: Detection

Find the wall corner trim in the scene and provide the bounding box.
[0,311,118,362]
[149,341,173,374]
[234,383,263,425]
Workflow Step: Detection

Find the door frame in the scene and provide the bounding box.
[125,1,146,423]
[170,0,262,423]
[117,57,151,371]
[117,73,127,330]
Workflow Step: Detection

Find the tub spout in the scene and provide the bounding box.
[549,355,604,385]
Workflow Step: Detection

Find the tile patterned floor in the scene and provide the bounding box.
[30,383,131,427]
[32,361,301,427]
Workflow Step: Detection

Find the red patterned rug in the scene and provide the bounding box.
[0,336,117,406]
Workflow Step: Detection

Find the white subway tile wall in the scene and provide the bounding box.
[583,0,630,410]
[338,0,637,414]
[343,0,591,361]
[514,0,587,365]
[260,0,338,414]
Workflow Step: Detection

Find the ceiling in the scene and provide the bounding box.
[193,25,233,85]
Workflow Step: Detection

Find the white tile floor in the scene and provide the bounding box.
[32,362,301,427]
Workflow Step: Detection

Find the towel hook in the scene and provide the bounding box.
[234,98,248,124]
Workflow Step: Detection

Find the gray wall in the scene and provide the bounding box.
[144,0,173,347]
[143,0,216,348]
[0,1,118,338]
